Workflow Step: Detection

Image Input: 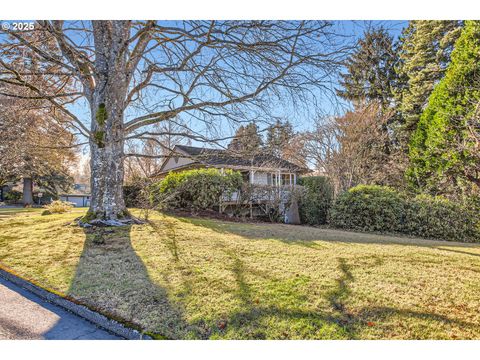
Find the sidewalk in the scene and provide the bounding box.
[0,277,120,340]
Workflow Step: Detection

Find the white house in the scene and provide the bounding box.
[59,193,90,207]
[154,145,310,222]
[156,145,308,185]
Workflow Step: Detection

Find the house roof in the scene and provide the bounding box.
[158,145,309,175]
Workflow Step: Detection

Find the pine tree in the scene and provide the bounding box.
[337,27,397,107]
[394,21,462,148]
[227,123,263,154]
[336,27,399,172]
[408,21,480,198]
[265,120,294,157]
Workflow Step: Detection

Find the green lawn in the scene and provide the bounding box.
[0,207,479,339]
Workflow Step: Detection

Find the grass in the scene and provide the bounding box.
[0,207,479,339]
[0,207,38,219]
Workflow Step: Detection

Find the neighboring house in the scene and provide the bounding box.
[59,183,91,207]
[1,180,91,206]
[59,193,91,207]
[154,145,310,222]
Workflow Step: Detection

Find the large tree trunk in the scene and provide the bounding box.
[89,133,126,220]
[22,177,33,205]
[87,83,129,221]
[85,21,131,222]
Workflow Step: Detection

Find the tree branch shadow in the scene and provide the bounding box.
[40,215,480,339]
[216,256,479,339]
[177,216,480,249]
[59,225,204,339]
[436,247,480,258]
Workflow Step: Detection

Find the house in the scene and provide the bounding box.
[59,183,91,207]
[59,193,91,207]
[156,145,309,183]
[155,145,310,222]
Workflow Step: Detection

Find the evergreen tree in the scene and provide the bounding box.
[337,27,397,107]
[337,27,399,167]
[408,21,480,198]
[394,20,462,148]
[265,120,294,157]
[227,123,263,154]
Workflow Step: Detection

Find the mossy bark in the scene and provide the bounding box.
[88,100,127,220]
[86,22,131,221]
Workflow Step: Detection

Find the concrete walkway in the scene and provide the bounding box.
[0,277,121,340]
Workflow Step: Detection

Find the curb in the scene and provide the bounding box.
[0,267,152,340]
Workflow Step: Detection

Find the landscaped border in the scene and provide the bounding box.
[0,264,152,340]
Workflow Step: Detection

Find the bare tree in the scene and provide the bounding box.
[303,103,406,194]
[124,118,191,181]
[302,118,345,193]
[0,20,348,222]
[0,88,77,204]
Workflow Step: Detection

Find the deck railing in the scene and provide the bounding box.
[222,184,304,203]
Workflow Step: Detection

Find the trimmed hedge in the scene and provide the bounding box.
[298,176,334,225]
[330,185,480,242]
[403,195,480,242]
[150,168,243,211]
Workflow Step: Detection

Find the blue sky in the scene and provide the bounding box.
[79,20,405,154]
[1,20,408,155]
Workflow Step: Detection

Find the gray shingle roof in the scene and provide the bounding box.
[174,145,308,172]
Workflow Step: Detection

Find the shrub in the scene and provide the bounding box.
[124,183,146,207]
[4,190,22,203]
[34,192,55,205]
[43,200,74,214]
[150,168,243,211]
[330,185,406,232]
[403,195,480,242]
[298,176,334,225]
[329,185,480,242]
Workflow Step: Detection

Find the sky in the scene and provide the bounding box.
[1,20,409,159]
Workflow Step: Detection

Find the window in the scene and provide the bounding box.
[267,173,295,186]
[281,173,293,186]
[267,173,278,186]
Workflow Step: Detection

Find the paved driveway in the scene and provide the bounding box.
[0,277,121,340]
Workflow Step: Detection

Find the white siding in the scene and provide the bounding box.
[60,195,90,207]
[252,171,269,185]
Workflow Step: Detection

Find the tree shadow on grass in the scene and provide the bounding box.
[62,224,206,339]
[147,217,179,262]
[42,215,480,340]
[435,247,480,258]
[177,216,480,249]
[215,255,479,339]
